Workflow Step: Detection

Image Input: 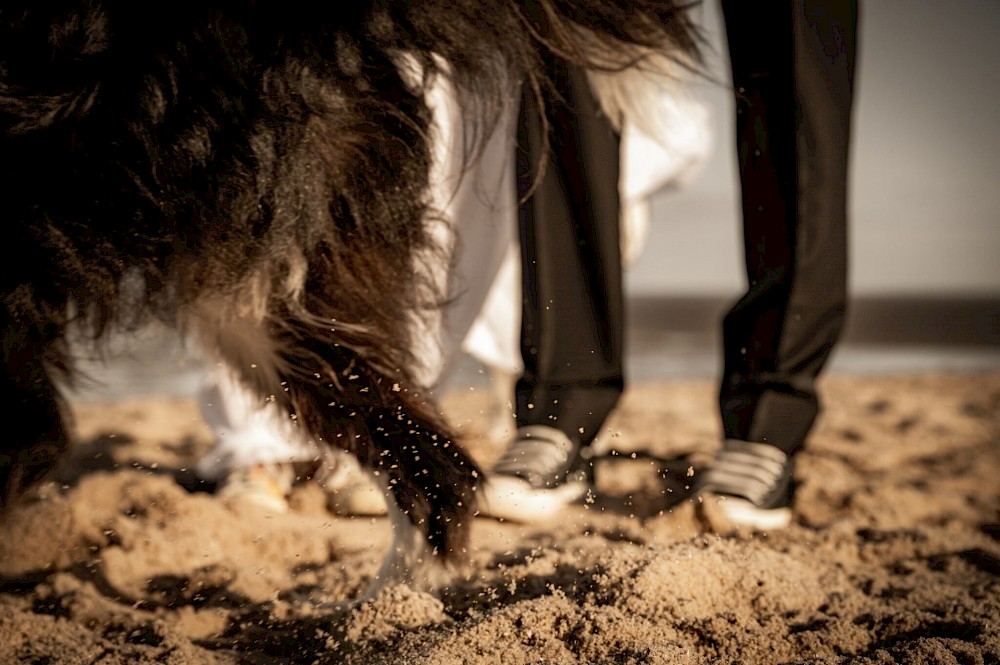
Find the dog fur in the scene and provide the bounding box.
[0,0,699,594]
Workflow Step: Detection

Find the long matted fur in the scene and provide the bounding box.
[0,0,700,592]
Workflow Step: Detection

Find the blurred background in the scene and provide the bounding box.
[624,0,1000,379]
[71,0,1000,401]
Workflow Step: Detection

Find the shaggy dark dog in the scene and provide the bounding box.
[0,1,698,593]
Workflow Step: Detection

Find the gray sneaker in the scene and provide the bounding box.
[492,425,590,487]
[479,425,591,522]
[694,439,794,531]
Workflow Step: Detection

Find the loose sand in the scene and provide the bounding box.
[1,373,998,664]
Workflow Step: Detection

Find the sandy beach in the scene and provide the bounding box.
[1,372,998,664]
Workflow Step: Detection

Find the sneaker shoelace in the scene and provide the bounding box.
[699,440,790,507]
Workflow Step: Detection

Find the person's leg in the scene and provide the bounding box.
[412,72,519,392]
[196,359,388,515]
[196,361,319,480]
[480,59,625,521]
[461,239,523,443]
[515,58,625,450]
[702,0,858,527]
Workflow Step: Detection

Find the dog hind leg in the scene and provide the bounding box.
[196,305,479,596]
[0,296,71,512]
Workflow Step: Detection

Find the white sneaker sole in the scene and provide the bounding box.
[478,474,589,523]
[704,494,793,531]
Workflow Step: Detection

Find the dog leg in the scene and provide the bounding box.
[0,298,70,512]
[274,359,479,598]
[362,483,451,599]
[286,362,479,597]
[198,309,479,597]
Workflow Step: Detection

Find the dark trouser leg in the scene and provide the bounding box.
[719,0,858,457]
[515,60,624,447]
